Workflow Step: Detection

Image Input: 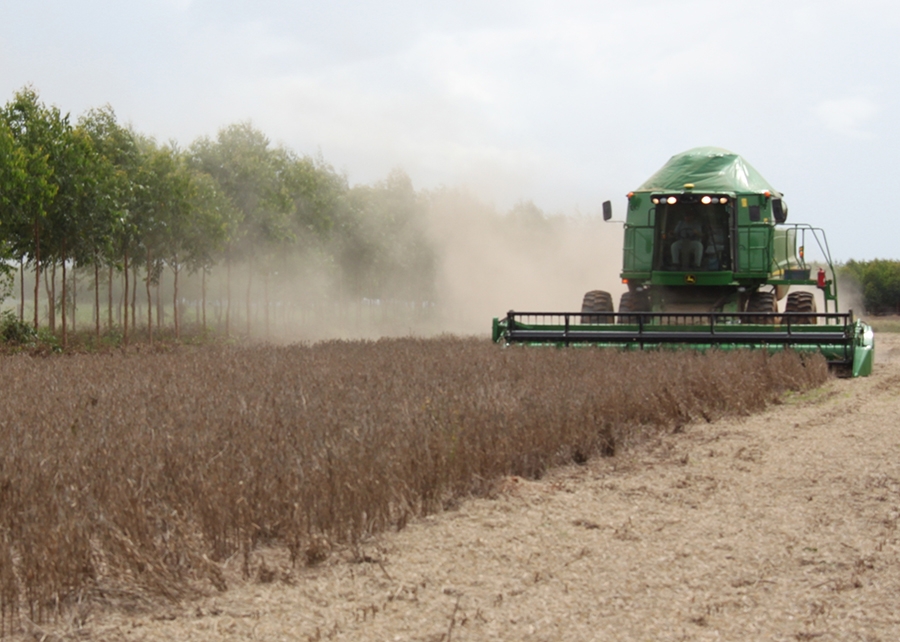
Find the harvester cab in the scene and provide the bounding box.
[652,193,731,271]
[494,147,875,377]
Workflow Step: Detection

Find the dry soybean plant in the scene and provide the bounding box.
[0,338,828,633]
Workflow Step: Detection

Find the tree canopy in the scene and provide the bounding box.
[840,259,900,316]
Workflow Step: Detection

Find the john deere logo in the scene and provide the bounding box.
[685,274,697,284]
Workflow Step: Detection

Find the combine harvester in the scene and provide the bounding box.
[493,147,874,377]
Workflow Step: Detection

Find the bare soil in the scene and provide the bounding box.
[24,335,900,641]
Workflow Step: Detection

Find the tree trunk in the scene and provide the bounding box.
[226,257,232,338]
[19,259,24,322]
[172,254,180,340]
[71,262,77,335]
[131,262,137,340]
[108,264,114,332]
[265,270,270,340]
[146,249,153,345]
[123,249,129,345]
[246,261,253,338]
[61,246,68,349]
[202,268,207,333]
[155,272,162,332]
[46,262,56,333]
[33,222,40,329]
[95,261,101,341]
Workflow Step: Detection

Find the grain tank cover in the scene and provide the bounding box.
[636,146,781,196]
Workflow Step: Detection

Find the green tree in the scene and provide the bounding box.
[842,259,900,315]
[46,126,103,345]
[338,169,435,301]
[0,120,28,308]
[190,123,294,336]
[1,87,62,329]
[126,141,192,342]
[77,106,140,340]
[2,89,105,345]
[182,169,236,334]
[283,152,345,242]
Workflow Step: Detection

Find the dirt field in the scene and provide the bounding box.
[24,335,900,641]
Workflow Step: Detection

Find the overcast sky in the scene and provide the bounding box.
[1,0,897,260]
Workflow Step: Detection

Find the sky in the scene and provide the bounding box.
[1,0,898,261]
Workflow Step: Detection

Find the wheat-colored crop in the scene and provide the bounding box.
[0,338,827,634]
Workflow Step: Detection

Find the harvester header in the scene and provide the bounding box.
[493,147,874,377]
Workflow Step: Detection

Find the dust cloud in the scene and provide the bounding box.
[835,272,866,317]
[427,191,625,334]
[189,191,627,342]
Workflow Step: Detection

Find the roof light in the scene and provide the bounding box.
[627,192,634,198]
[764,191,771,198]
[666,196,677,205]
[684,183,694,190]
[700,195,712,205]
[622,278,629,284]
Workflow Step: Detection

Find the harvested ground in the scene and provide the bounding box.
[22,335,900,641]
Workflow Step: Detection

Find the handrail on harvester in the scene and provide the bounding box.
[773,223,840,312]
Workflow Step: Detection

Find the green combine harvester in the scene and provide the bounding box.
[493,147,874,377]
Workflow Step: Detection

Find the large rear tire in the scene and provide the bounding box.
[746,291,777,325]
[618,291,649,324]
[580,290,614,324]
[784,291,817,325]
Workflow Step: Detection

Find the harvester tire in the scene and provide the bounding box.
[746,291,777,325]
[618,291,648,324]
[580,290,614,324]
[784,291,817,324]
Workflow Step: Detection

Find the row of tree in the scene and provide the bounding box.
[0,87,437,344]
[839,259,900,316]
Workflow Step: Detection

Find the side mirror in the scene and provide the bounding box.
[772,198,787,224]
[602,200,612,221]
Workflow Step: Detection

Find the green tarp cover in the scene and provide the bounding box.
[636,146,781,195]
